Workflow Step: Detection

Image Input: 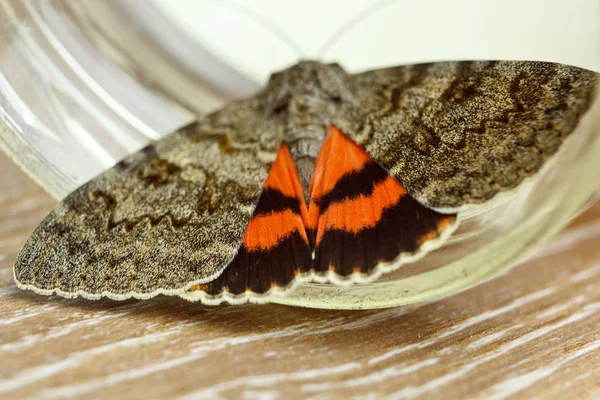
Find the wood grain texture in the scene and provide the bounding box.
[1,151,600,400]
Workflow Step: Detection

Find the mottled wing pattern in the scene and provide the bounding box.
[14,97,283,299]
[308,126,457,283]
[336,61,598,211]
[15,60,595,304]
[183,144,313,304]
[185,127,457,302]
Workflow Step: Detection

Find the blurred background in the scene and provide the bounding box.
[153,0,599,83]
[0,0,598,198]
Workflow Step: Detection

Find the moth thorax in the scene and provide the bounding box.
[270,61,353,199]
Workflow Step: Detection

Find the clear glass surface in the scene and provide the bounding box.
[1,0,599,309]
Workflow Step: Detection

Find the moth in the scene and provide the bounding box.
[13,61,597,305]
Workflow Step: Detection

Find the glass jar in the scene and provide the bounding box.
[1,0,599,309]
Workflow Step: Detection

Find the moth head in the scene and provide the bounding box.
[264,61,353,112]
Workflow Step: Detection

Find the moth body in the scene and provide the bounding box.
[263,61,352,197]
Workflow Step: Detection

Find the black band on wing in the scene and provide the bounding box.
[204,231,312,296]
[317,162,388,213]
[314,195,456,276]
[253,188,302,216]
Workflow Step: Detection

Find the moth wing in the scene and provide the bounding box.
[14,96,284,300]
[307,126,457,284]
[182,144,313,304]
[335,61,598,211]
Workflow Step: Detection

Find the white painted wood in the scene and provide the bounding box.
[1,151,600,399]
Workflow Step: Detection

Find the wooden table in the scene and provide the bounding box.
[1,150,600,399]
